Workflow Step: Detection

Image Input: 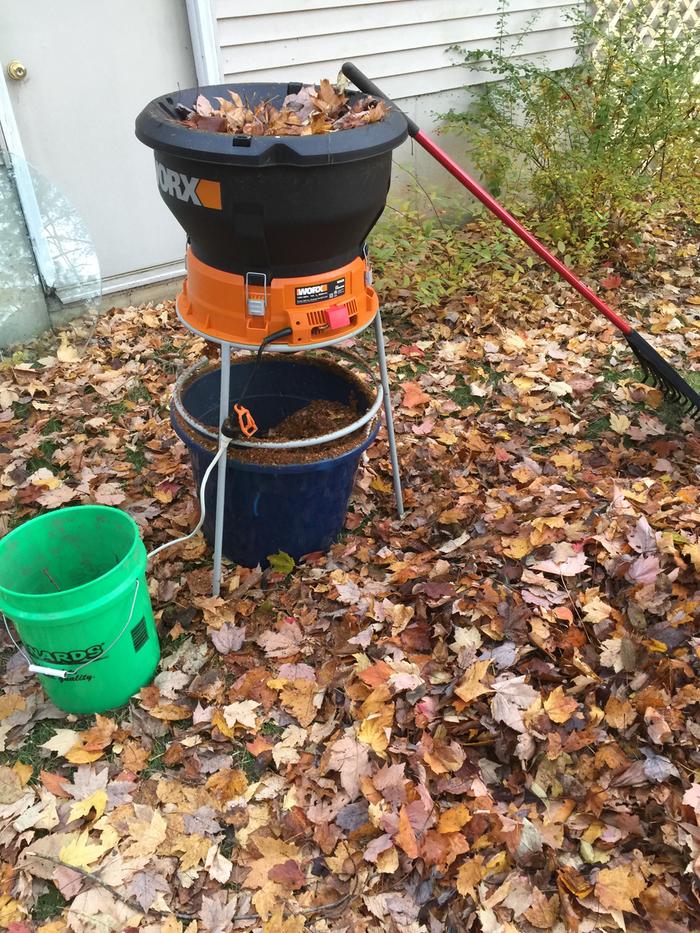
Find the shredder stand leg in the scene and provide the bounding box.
[212,343,231,597]
[374,311,405,518]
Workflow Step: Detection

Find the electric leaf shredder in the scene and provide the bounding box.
[136,83,408,593]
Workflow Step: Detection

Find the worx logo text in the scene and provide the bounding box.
[155,162,222,210]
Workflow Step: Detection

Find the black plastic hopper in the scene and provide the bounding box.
[135,82,408,280]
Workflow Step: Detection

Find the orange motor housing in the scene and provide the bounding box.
[177,248,378,347]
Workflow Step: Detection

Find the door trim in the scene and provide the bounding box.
[185,0,221,85]
[0,60,56,290]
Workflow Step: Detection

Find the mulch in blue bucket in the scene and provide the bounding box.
[172,355,379,567]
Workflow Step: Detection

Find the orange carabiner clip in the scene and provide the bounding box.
[233,403,258,438]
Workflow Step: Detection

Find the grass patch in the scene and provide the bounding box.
[12,401,33,420]
[143,735,169,778]
[26,440,59,475]
[107,401,128,419]
[0,719,58,778]
[127,381,152,404]
[41,418,63,436]
[232,744,260,781]
[584,416,610,439]
[260,720,284,738]
[32,883,66,922]
[126,442,147,474]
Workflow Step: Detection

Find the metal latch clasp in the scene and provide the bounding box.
[245,272,267,317]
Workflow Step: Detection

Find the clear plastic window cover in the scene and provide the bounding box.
[0,151,101,311]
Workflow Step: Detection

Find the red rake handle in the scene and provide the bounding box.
[341,62,632,336]
[413,131,631,334]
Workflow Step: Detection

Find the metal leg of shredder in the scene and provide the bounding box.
[374,311,405,518]
[212,342,231,597]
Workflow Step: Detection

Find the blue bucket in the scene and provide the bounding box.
[171,356,379,567]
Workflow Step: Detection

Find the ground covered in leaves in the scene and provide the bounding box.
[0,210,699,932]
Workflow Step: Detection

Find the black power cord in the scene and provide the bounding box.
[221,327,293,438]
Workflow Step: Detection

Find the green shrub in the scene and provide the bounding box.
[443,1,700,263]
[369,202,532,308]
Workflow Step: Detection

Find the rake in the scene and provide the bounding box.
[342,63,700,419]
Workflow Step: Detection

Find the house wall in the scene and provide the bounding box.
[214,0,580,200]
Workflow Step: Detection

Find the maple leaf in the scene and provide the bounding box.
[401,381,430,409]
[123,807,167,858]
[59,830,113,869]
[222,700,260,730]
[210,622,246,654]
[456,856,485,900]
[454,660,492,703]
[267,550,295,576]
[257,620,303,658]
[544,686,578,724]
[601,273,622,289]
[68,789,107,823]
[326,728,371,799]
[490,675,539,733]
[275,678,320,729]
[128,870,170,912]
[244,836,301,890]
[594,864,646,912]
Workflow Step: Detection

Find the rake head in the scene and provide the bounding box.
[625,329,700,418]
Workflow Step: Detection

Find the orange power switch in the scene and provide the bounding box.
[325,304,350,330]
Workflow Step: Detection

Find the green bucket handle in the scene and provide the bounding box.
[1,579,140,680]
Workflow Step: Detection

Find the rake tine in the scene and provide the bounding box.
[625,330,700,419]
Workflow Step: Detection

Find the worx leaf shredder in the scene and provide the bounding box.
[136,82,408,594]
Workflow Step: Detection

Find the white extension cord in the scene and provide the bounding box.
[147,434,231,562]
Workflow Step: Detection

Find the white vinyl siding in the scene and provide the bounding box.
[214,0,579,100]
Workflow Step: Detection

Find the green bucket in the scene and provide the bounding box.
[0,505,159,714]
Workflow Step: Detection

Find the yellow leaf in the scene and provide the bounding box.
[370,477,393,494]
[174,833,210,871]
[357,715,390,758]
[211,709,235,738]
[0,693,25,720]
[277,679,319,728]
[550,452,580,471]
[376,845,399,873]
[147,703,192,721]
[502,536,531,559]
[68,790,108,823]
[0,893,25,925]
[454,660,492,704]
[456,855,485,899]
[544,686,578,724]
[59,830,111,869]
[604,696,636,730]
[123,808,167,858]
[438,803,472,833]
[12,760,33,786]
[263,909,305,932]
[37,922,68,933]
[609,412,631,434]
[244,836,300,889]
[594,865,646,913]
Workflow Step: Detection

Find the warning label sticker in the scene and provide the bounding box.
[295,277,346,305]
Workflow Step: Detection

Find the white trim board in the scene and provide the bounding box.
[186,0,222,84]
